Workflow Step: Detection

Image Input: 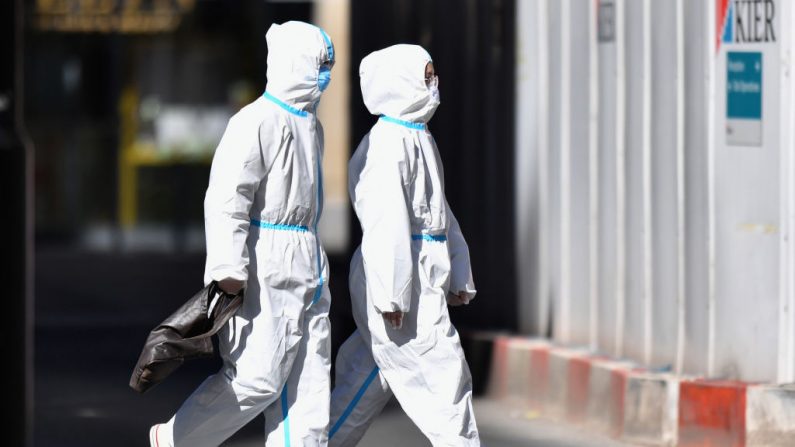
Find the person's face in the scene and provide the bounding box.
[425,62,437,87]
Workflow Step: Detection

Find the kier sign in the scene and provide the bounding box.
[717,0,777,51]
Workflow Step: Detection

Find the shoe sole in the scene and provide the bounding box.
[149,424,160,447]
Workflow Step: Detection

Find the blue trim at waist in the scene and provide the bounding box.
[251,219,309,232]
[411,233,447,242]
[263,91,309,117]
[379,115,427,131]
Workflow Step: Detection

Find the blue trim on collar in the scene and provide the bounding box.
[263,91,309,117]
[379,115,427,130]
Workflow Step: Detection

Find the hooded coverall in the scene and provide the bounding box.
[151,21,335,447]
[328,44,481,447]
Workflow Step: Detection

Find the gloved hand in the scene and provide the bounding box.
[383,311,404,329]
[218,278,245,295]
[446,291,473,307]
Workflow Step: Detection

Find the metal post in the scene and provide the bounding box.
[706,0,718,378]
[614,0,627,358]
[537,0,551,337]
[588,0,601,351]
[777,0,795,384]
[675,0,687,375]
[0,0,33,445]
[641,0,654,366]
[559,0,572,343]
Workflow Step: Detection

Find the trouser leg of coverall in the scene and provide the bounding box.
[265,284,333,446]
[156,279,304,447]
[358,263,480,444]
[333,252,479,446]
[373,327,480,446]
[328,330,392,447]
[331,324,479,446]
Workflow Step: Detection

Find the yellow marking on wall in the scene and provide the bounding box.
[737,223,779,235]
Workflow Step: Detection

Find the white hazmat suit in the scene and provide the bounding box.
[328,45,481,446]
[150,21,335,447]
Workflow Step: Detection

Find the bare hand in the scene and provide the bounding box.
[383,311,404,329]
[218,278,245,295]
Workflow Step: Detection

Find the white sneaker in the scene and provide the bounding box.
[149,424,162,447]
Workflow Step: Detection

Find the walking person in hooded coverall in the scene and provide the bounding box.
[148,20,336,447]
[328,44,481,447]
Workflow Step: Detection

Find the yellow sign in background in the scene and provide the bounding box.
[34,0,196,33]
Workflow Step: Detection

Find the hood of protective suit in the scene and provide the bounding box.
[359,44,439,123]
[265,21,335,112]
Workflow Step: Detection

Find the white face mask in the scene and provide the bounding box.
[427,75,440,103]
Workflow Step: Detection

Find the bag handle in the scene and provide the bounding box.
[184,284,244,342]
[207,290,244,336]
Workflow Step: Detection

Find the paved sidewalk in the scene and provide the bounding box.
[225,398,636,447]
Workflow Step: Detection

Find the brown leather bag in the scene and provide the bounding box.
[129,282,243,393]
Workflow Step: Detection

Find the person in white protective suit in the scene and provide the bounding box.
[148,21,335,447]
[328,44,481,446]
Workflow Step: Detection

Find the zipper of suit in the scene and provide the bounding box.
[311,114,324,306]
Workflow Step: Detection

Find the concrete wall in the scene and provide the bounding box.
[515,0,795,383]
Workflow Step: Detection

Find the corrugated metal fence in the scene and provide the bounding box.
[515,0,795,383]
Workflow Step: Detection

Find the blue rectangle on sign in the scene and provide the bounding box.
[726,51,762,120]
